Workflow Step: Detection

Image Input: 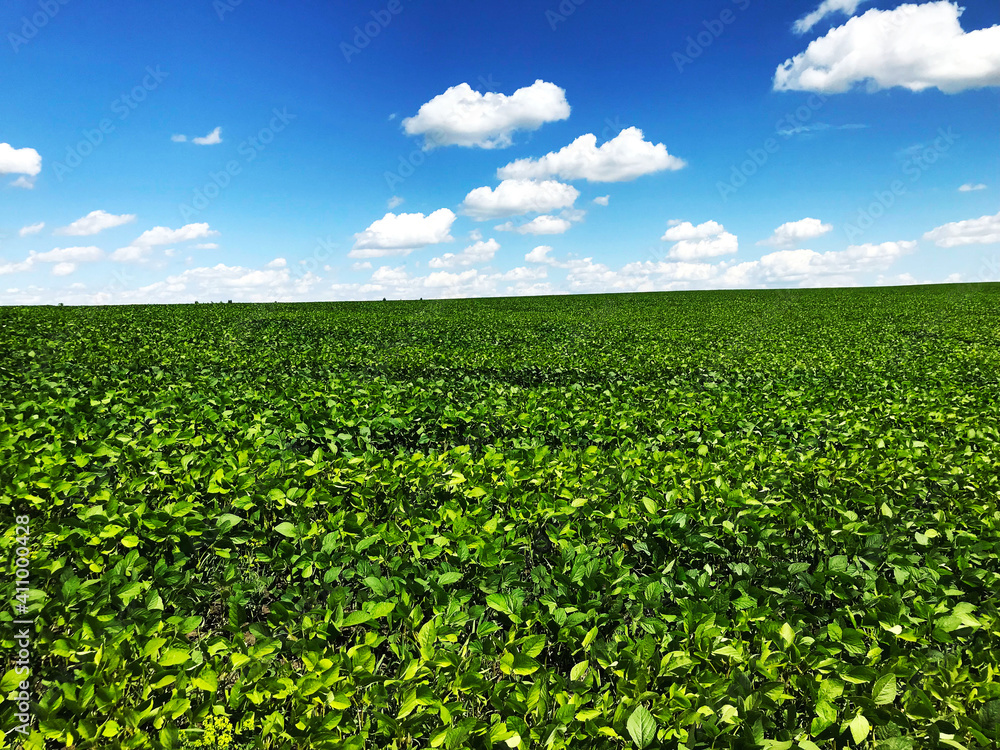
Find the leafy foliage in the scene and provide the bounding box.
[1,285,999,748]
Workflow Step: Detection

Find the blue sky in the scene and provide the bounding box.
[1,0,998,303]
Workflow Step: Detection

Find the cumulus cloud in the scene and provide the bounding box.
[661,220,738,260]
[758,217,833,247]
[113,223,219,260]
[9,176,35,189]
[593,195,610,206]
[959,183,987,192]
[350,209,456,258]
[793,0,865,34]
[0,143,42,177]
[525,245,558,265]
[402,80,570,149]
[661,220,726,242]
[923,210,1000,247]
[129,223,219,248]
[194,243,219,250]
[388,195,404,209]
[724,241,916,287]
[497,127,686,183]
[52,262,77,276]
[0,258,35,276]
[193,127,223,145]
[31,246,104,263]
[429,239,500,268]
[495,215,573,235]
[19,222,45,237]
[462,179,579,220]
[173,127,223,145]
[110,246,153,263]
[266,258,287,268]
[56,210,137,236]
[774,2,1000,94]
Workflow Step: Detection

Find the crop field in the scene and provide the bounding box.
[1,284,999,750]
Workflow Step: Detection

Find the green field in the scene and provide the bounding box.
[2,284,999,749]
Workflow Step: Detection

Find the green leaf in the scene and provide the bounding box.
[342,610,371,627]
[872,674,896,705]
[1,668,26,694]
[849,713,870,744]
[486,593,513,615]
[368,601,395,619]
[117,581,143,604]
[520,635,546,659]
[216,513,243,531]
[626,705,657,749]
[418,620,437,661]
[570,660,589,681]
[779,622,795,648]
[438,571,463,586]
[192,668,218,692]
[158,648,191,667]
[274,522,297,538]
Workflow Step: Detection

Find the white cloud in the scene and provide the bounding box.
[775,2,1000,94]
[758,217,833,247]
[55,210,137,236]
[495,215,573,235]
[19,222,45,237]
[266,258,287,268]
[793,0,865,34]
[958,183,987,192]
[661,220,738,260]
[110,246,153,263]
[31,246,104,263]
[194,243,219,250]
[350,209,456,258]
[497,127,686,183]
[726,241,916,286]
[462,179,579,220]
[352,261,373,271]
[388,195,404,209]
[429,239,500,268]
[923,210,1000,247]
[402,79,571,149]
[525,245,558,265]
[668,234,739,261]
[171,134,187,143]
[0,143,42,176]
[0,258,36,275]
[127,223,219,249]
[9,176,35,189]
[661,220,726,242]
[52,262,77,276]
[593,195,610,206]
[193,127,223,145]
